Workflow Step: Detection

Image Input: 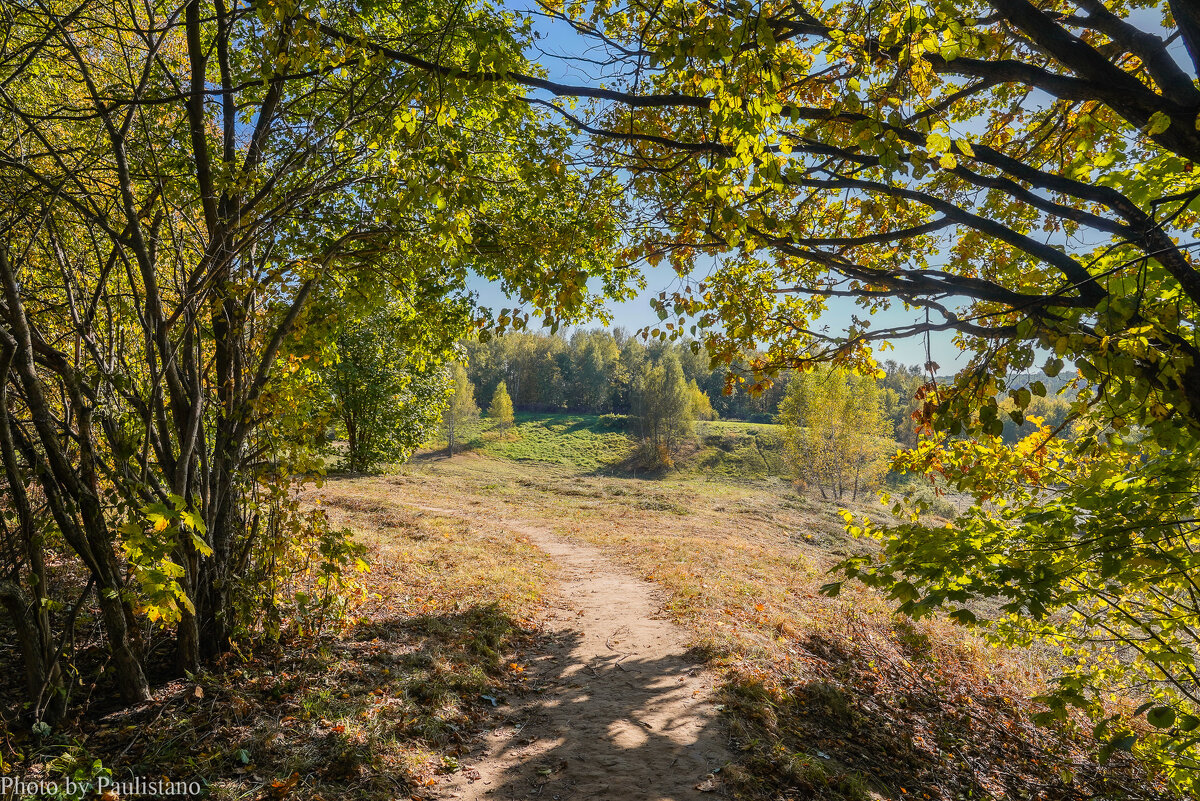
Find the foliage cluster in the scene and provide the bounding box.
[0,0,625,724]
[632,353,695,467]
[779,369,894,501]
[487,381,516,431]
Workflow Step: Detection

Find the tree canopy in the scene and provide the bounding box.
[383,0,1200,787]
[779,368,892,501]
[0,0,628,717]
[487,381,516,430]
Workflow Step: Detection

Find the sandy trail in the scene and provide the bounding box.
[404,503,731,801]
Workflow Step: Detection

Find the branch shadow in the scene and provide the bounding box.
[438,624,730,801]
[717,628,1171,801]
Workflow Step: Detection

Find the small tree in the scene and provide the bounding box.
[328,310,449,473]
[686,379,716,421]
[633,354,694,466]
[780,369,892,501]
[488,381,515,431]
[442,363,480,456]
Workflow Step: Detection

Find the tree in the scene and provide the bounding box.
[325,304,452,473]
[779,369,892,501]
[878,363,925,449]
[488,381,515,431]
[686,380,717,421]
[633,354,694,465]
[569,329,621,412]
[443,363,480,456]
[365,0,1200,785]
[616,337,650,414]
[0,0,627,714]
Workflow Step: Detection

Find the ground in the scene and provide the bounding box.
[3,415,1170,800]
[304,428,1166,800]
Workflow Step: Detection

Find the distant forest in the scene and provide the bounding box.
[462,330,1074,448]
[462,330,939,445]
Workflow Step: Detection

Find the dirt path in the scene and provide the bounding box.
[404,503,732,801]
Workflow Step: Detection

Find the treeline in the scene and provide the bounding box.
[461,330,939,444]
[462,329,780,420]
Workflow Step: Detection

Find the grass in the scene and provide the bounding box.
[694,420,787,478]
[384,455,1168,800]
[16,419,1165,800]
[425,411,792,478]
[24,496,552,801]
[475,413,635,468]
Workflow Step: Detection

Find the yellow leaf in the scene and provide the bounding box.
[1147,111,1171,135]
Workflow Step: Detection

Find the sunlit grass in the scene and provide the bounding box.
[386,455,1165,800]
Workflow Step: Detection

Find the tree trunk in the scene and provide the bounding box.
[196,482,235,659]
[0,249,151,704]
[176,605,200,675]
[95,585,152,702]
[0,581,63,721]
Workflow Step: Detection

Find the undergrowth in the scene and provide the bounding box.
[8,496,550,801]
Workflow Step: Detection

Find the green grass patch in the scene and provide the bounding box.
[425,413,789,478]
[692,420,787,478]
[469,413,637,469]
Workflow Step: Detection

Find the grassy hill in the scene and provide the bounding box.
[74,415,1157,801]
[478,413,634,469]
[425,412,788,477]
[365,453,1161,800]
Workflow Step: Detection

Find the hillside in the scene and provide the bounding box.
[311,453,1163,800]
[426,411,790,478]
[14,418,1166,801]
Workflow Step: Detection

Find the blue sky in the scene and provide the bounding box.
[466,3,969,370]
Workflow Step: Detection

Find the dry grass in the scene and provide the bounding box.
[383,454,1170,800]
[13,452,1168,800]
[22,496,552,801]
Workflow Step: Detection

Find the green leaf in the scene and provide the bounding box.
[191,532,214,558]
[1147,706,1177,729]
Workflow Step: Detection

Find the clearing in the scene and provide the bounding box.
[31,421,1166,800]
[308,442,1166,801]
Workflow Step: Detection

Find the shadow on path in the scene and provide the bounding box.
[429,512,732,801]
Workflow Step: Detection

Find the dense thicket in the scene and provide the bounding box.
[0,0,625,721]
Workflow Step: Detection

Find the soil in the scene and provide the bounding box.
[409,504,732,801]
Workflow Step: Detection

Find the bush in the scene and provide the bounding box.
[596,413,632,431]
